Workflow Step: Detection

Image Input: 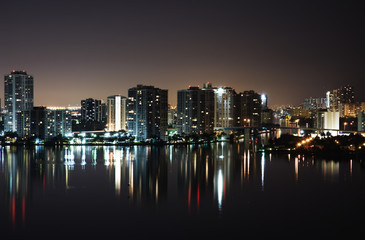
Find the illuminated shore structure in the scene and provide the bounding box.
[4,70,34,137]
[128,85,168,141]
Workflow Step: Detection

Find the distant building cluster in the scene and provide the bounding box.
[175,82,271,136]
[1,70,273,142]
[274,85,365,135]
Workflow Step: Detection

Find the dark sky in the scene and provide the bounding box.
[1,0,364,107]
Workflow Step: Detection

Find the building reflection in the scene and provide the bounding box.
[0,143,356,230]
[288,154,348,183]
[101,145,168,204]
[1,146,30,230]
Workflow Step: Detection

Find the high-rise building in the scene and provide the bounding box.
[201,82,215,133]
[324,110,340,132]
[30,106,46,140]
[167,105,177,127]
[81,98,102,122]
[107,95,127,132]
[177,86,204,135]
[176,83,216,135]
[304,97,327,110]
[98,102,107,124]
[358,111,365,131]
[238,90,262,127]
[261,93,268,110]
[343,103,357,117]
[4,70,34,137]
[79,98,106,131]
[214,87,236,128]
[326,85,355,111]
[261,109,273,125]
[44,107,72,141]
[128,85,168,141]
[339,85,355,104]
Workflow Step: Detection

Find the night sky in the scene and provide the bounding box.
[1,0,364,107]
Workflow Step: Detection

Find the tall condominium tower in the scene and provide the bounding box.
[177,86,204,135]
[81,98,102,122]
[201,82,215,133]
[4,70,34,137]
[176,83,216,135]
[44,107,72,141]
[107,95,127,132]
[339,85,355,104]
[214,87,236,128]
[326,85,355,111]
[128,85,168,141]
[238,90,262,127]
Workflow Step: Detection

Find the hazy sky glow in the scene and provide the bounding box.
[1,0,364,107]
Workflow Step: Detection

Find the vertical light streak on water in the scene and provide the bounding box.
[261,152,265,191]
[81,146,86,169]
[219,141,224,159]
[114,149,121,196]
[129,150,134,199]
[205,156,209,184]
[0,147,4,171]
[92,148,97,166]
[104,148,110,166]
[217,168,223,212]
[242,151,245,185]
[295,157,299,182]
[169,145,173,165]
[247,150,250,179]
[350,159,352,176]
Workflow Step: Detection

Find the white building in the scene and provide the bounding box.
[324,110,339,135]
[107,95,127,132]
[214,87,236,128]
[4,70,34,137]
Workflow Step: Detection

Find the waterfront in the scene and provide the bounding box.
[1,143,365,239]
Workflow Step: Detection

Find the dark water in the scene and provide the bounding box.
[1,143,365,239]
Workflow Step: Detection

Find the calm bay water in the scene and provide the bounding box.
[1,143,365,239]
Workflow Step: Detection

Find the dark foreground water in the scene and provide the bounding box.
[1,143,365,239]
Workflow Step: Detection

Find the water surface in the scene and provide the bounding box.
[1,143,365,239]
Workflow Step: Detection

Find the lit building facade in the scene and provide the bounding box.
[326,85,355,111]
[44,108,72,140]
[4,70,34,137]
[238,90,262,127]
[176,83,216,135]
[107,95,127,132]
[30,106,46,140]
[81,98,102,122]
[202,82,215,133]
[128,85,168,141]
[358,111,365,132]
[304,97,327,110]
[177,86,204,135]
[213,87,237,128]
[324,110,339,133]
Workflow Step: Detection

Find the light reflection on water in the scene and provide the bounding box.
[0,143,364,238]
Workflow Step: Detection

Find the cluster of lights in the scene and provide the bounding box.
[297,137,313,147]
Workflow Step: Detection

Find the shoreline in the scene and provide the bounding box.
[2,140,365,160]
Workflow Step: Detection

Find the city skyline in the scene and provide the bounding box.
[0,69,361,110]
[1,1,364,107]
